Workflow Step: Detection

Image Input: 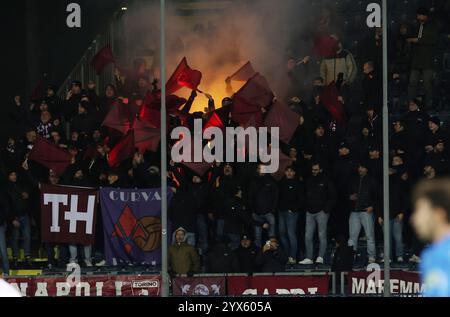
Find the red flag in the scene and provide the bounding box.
[233,73,274,109]
[133,119,161,153]
[321,82,346,124]
[263,100,300,144]
[231,95,264,127]
[203,112,224,131]
[313,35,339,58]
[229,61,257,82]
[28,135,72,176]
[108,130,136,167]
[91,45,116,75]
[166,57,202,95]
[102,101,138,135]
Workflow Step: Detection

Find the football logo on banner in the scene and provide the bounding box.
[100,187,172,265]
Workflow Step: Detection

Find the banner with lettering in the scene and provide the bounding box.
[5,275,161,297]
[347,271,423,296]
[100,187,171,265]
[227,275,330,296]
[40,184,98,245]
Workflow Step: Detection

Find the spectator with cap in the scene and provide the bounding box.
[206,236,240,273]
[255,236,288,272]
[235,234,259,273]
[347,161,378,264]
[425,139,449,176]
[299,162,336,265]
[407,6,440,110]
[425,117,446,154]
[278,166,305,264]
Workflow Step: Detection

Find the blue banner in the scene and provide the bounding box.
[100,187,171,265]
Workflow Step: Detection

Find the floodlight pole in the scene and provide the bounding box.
[160,0,169,298]
[382,0,391,297]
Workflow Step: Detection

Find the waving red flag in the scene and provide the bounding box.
[229,61,257,82]
[102,101,139,135]
[203,112,224,131]
[263,100,300,144]
[321,82,346,124]
[133,119,161,153]
[108,130,136,167]
[166,57,202,95]
[28,135,72,176]
[91,44,116,75]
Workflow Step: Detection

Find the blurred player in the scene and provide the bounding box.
[411,178,450,297]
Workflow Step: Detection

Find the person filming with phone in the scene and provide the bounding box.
[255,236,288,273]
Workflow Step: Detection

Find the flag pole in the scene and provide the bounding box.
[382,0,391,297]
[160,0,169,298]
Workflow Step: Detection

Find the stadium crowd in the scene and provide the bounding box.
[0,4,450,277]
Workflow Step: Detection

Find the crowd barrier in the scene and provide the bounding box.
[5,270,423,297]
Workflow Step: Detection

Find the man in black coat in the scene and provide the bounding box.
[277,166,305,264]
[223,186,267,250]
[206,238,239,273]
[299,162,336,265]
[376,168,408,263]
[248,164,278,247]
[255,236,288,273]
[332,142,357,238]
[169,187,197,247]
[209,163,240,240]
[5,169,32,266]
[234,235,259,273]
[407,7,440,109]
[347,162,378,264]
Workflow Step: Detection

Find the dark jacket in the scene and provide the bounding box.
[223,196,259,235]
[206,242,240,273]
[235,244,259,273]
[304,174,336,214]
[0,191,12,225]
[255,247,288,273]
[277,178,305,212]
[6,181,29,218]
[348,174,378,211]
[210,174,239,219]
[168,189,197,233]
[410,21,439,69]
[248,175,278,215]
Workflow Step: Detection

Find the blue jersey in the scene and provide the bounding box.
[420,235,450,297]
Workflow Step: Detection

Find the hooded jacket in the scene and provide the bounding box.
[168,228,200,275]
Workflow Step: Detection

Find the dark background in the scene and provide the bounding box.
[0,0,122,117]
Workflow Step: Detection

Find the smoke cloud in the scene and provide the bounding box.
[119,0,314,111]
